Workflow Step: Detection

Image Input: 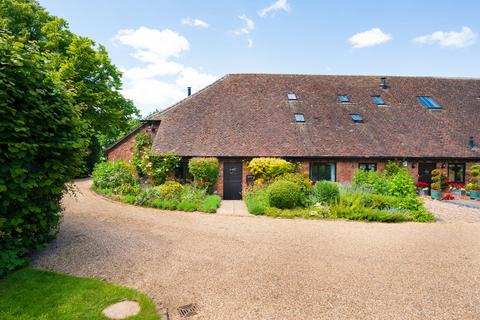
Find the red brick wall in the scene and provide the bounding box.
[215,159,478,198]
[106,123,159,161]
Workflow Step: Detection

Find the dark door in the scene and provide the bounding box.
[223,162,243,200]
[418,163,436,185]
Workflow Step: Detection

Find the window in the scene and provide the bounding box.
[416,96,442,109]
[287,93,297,100]
[310,163,336,182]
[175,161,193,183]
[350,114,363,123]
[359,163,377,171]
[448,163,465,183]
[371,95,385,105]
[338,95,350,103]
[294,113,305,123]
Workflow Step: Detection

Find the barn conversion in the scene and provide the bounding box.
[106,74,480,199]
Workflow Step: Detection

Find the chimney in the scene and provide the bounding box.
[380,77,388,90]
[468,136,476,149]
[187,86,192,96]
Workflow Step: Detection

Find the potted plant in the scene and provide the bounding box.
[466,164,480,200]
[415,181,429,196]
[449,182,466,196]
[430,169,448,199]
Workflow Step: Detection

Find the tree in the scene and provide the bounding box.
[0,0,140,173]
[0,34,86,275]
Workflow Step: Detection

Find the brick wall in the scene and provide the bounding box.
[106,123,159,161]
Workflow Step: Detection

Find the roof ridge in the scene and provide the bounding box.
[224,73,480,80]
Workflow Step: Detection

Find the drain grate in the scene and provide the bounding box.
[177,303,197,318]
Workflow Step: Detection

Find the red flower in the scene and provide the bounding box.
[442,194,455,200]
[416,182,429,188]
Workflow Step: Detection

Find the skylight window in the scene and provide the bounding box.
[350,114,363,123]
[287,93,297,100]
[338,95,350,103]
[416,96,442,109]
[294,113,305,123]
[371,95,385,105]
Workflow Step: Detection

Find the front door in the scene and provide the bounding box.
[418,163,436,185]
[223,162,243,200]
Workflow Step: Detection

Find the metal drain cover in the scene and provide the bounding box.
[177,303,197,318]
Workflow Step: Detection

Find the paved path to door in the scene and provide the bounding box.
[216,200,250,216]
[33,179,480,320]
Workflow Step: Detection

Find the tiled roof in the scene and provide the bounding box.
[151,74,480,158]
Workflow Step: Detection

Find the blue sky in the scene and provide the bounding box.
[39,0,480,115]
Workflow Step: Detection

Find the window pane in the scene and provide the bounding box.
[417,96,442,109]
[372,95,385,105]
[294,113,305,122]
[359,163,376,171]
[287,93,297,100]
[338,95,349,102]
[448,164,465,183]
[310,163,335,181]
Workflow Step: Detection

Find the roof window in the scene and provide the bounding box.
[416,96,442,109]
[350,114,363,123]
[294,113,305,123]
[338,95,350,103]
[287,93,297,100]
[371,95,385,105]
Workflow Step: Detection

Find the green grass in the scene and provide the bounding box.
[0,268,159,320]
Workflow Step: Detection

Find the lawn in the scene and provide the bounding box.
[0,268,159,320]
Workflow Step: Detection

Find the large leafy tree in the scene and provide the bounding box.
[0,0,140,173]
[0,34,86,274]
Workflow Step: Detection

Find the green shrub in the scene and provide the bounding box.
[177,200,198,212]
[346,208,412,223]
[264,207,332,219]
[244,186,269,215]
[188,158,219,193]
[352,163,416,198]
[466,164,480,191]
[0,36,86,275]
[119,194,136,204]
[247,158,295,181]
[312,181,339,204]
[267,180,301,209]
[92,161,137,191]
[115,183,141,196]
[198,195,221,213]
[134,188,161,206]
[157,181,183,200]
[361,194,397,210]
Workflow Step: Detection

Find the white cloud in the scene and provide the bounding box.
[234,15,255,48]
[113,27,217,115]
[114,27,189,62]
[348,28,392,48]
[413,26,477,48]
[181,17,209,28]
[258,0,290,17]
[235,15,255,35]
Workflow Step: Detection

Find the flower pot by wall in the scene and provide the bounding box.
[470,190,480,200]
[431,190,442,199]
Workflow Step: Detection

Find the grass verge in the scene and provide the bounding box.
[0,268,159,320]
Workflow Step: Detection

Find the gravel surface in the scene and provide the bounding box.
[424,198,480,223]
[33,179,480,320]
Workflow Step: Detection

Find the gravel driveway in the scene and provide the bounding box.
[33,179,480,320]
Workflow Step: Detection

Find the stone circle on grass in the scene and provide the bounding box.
[102,300,141,319]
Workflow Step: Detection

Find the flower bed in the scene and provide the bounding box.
[244,160,434,223]
[92,160,221,214]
